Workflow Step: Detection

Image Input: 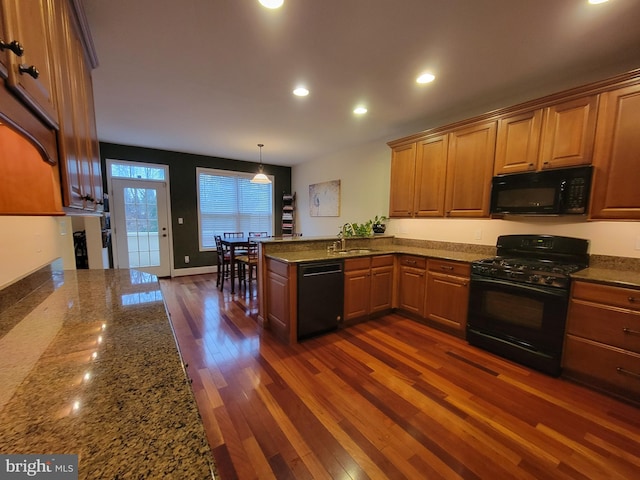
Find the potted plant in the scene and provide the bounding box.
[372,215,387,234]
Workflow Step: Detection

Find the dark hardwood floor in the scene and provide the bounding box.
[159,273,640,480]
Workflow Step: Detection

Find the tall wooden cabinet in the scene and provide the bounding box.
[590,83,640,220]
[53,0,102,211]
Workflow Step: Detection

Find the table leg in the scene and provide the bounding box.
[230,246,236,294]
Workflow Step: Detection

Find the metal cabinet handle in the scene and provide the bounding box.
[0,39,24,56]
[622,327,640,336]
[628,296,637,303]
[19,64,39,79]
[440,265,454,271]
[405,260,416,265]
[616,367,640,380]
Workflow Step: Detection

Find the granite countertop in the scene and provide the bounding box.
[265,245,489,264]
[0,268,216,479]
[571,267,640,289]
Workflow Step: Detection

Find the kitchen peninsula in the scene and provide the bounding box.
[0,265,217,479]
[256,235,494,344]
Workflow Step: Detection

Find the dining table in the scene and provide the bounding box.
[220,237,252,293]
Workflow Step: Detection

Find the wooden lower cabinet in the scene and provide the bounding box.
[398,255,426,317]
[425,259,470,338]
[563,280,640,404]
[344,255,394,322]
[265,258,297,344]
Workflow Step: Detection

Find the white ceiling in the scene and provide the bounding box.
[82,0,640,166]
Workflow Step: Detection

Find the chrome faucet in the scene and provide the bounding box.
[340,224,348,251]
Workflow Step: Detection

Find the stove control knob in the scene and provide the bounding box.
[531,275,540,283]
[544,277,555,285]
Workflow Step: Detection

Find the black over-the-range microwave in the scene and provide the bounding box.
[490,165,593,215]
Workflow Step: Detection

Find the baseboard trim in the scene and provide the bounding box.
[171,265,217,278]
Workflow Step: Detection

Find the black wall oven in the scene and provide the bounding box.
[467,235,589,376]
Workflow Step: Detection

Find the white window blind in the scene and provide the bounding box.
[197,168,273,250]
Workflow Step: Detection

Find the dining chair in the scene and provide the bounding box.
[248,231,268,238]
[235,241,259,290]
[223,232,244,238]
[214,235,231,290]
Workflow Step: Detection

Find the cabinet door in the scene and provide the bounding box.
[415,133,448,217]
[590,84,640,219]
[445,121,497,217]
[370,265,393,314]
[539,95,598,170]
[425,271,469,337]
[389,143,416,217]
[398,257,426,317]
[266,267,291,343]
[2,0,58,128]
[494,109,543,175]
[344,268,370,321]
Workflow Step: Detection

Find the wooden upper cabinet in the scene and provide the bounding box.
[494,95,598,175]
[1,0,58,129]
[539,95,598,170]
[415,133,448,217]
[0,6,8,78]
[494,109,543,174]
[590,83,640,219]
[445,120,496,217]
[52,0,102,210]
[389,143,416,217]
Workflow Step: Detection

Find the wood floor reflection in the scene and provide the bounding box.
[160,273,640,480]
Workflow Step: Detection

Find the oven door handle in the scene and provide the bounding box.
[470,275,568,299]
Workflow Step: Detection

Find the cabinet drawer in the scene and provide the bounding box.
[266,258,289,277]
[428,259,470,277]
[371,254,394,268]
[344,257,370,271]
[399,255,426,269]
[564,335,640,399]
[567,300,640,353]
[572,281,640,311]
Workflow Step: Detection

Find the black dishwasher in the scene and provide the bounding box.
[297,261,344,340]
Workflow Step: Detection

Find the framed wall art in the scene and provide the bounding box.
[309,180,340,217]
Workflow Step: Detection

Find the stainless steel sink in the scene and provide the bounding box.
[337,248,375,254]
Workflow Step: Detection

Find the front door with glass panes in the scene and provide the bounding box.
[108,161,171,277]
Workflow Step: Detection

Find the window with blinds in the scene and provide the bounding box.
[197,168,274,250]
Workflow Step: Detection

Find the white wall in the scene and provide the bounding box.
[293,142,640,258]
[0,216,76,289]
[294,140,391,238]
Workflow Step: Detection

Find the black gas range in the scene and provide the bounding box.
[467,234,589,376]
[472,235,589,289]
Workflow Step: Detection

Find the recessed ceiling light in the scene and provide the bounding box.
[588,0,609,4]
[353,106,368,115]
[293,87,309,97]
[259,0,284,9]
[416,72,436,84]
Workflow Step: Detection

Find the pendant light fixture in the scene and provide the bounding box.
[251,143,272,184]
